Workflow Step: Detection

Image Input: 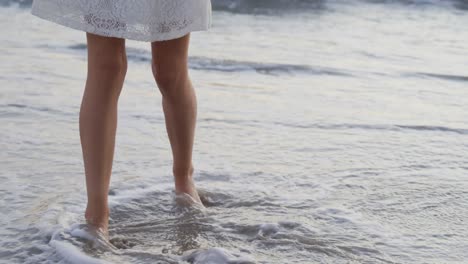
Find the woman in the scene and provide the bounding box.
[31,0,212,238]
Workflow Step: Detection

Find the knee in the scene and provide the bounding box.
[88,53,127,84]
[85,55,127,103]
[151,59,189,100]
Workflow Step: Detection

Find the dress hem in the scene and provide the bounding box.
[31,6,211,42]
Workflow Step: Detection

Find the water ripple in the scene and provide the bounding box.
[413,72,468,82]
[273,122,468,135]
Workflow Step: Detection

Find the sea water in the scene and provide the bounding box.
[1,0,467,263]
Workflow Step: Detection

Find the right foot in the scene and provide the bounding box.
[175,178,204,206]
[174,166,204,206]
[85,207,110,239]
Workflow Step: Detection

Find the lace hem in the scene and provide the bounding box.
[31,0,212,42]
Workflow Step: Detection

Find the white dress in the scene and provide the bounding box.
[31,0,212,42]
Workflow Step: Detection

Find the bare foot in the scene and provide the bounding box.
[174,166,204,207]
[70,223,118,252]
[175,179,203,206]
[84,206,110,239]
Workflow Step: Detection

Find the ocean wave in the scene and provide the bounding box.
[212,0,327,14]
[274,122,468,135]
[188,56,351,76]
[362,0,468,10]
[214,0,468,13]
[201,117,468,135]
[0,0,31,8]
[412,72,468,82]
[67,44,351,77]
[63,45,468,81]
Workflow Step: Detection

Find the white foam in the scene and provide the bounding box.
[50,240,111,264]
[69,225,99,241]
[68,224,119,253]
[257,223,280,237]
[181,247,255,264]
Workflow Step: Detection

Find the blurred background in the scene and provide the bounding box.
[1,0,467,263]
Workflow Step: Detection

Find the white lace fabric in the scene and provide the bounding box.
[31,0,212,42]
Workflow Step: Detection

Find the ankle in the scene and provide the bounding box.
[173,164,194,181]
[85,204,109,226]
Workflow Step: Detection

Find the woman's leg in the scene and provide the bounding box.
[80,33,127,235]
[151,34,202,204]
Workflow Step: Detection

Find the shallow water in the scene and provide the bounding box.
[1,0,468,263]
